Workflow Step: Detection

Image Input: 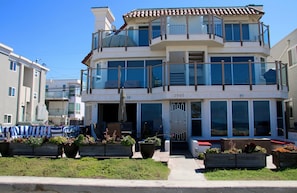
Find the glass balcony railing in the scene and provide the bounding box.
[81,61,288,92]
[92,15,269,49]
[45,91,69,99]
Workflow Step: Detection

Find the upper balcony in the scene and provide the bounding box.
[81,60,288,96]
[91,15,270,51]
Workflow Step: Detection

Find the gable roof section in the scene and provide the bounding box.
[123,5,264,21]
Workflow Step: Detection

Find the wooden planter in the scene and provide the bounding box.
[9,143,34,156]
[138,142,155,159]
[79,144,105,157]
[204,153,236,168]
[236,153,266,168]
[105,143,133,158]
[272,151,297,169]
[0,142,10,157]
[64,143,79,158]
[34,144,63,157]
[204,153,267,169]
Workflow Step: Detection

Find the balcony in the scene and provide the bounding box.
[81,61,288,94]
[91,15,269,51]
[45,91,69,100]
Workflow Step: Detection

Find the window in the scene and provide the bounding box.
[225,24,249,41]
[45,85,49,92]
[69,85,76,96]
[107,61,125,84]
[4,114,12,124]
[191,102,202,136]
[254,101,271,136]
[76,103,81,114]
[260,57,266,76]
[138,26,149,46]
[62,84,66,91]
[232,101,249,136]
[68,103,74,114]
[288,50,293,66]
[10,61,16,71]
[127,60,144,87]
[211,101,227,136]
[141,103,162,138]
[211,56,254,85]
[8,87,15,96]
[277,101,284,136]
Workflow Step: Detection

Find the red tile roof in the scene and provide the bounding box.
[123,5,264,19]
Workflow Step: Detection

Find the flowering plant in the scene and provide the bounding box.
[274,144,297,153]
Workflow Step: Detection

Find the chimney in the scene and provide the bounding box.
[91,7,115,32]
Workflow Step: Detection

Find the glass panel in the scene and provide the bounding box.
[254,101,271,136]
[233,56,254,85]
[139,26,149,46]
[211,57,231,85]
[147,60,163,87]
[127,60,144,87]
[232,101,249,136]
[191,102,201,118]
[211,101,227,136]
[192,120,202,136]
[141,104,163,138]
[242,24,250,40]
[152,19,161,38]
[167,16,186,35]
[107,61,125,85]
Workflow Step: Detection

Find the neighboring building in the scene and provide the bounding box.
[81,5,288,146]
[0,43,49,126]
[269,28,297,142]
[45,79,85,126]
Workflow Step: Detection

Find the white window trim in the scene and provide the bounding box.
[8,87,16,96]
[4,114,12,124]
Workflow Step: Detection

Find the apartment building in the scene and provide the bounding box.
[81,5,288,146]
[0,43,49,126]
[269,28,297,141]
[45,79,85,126]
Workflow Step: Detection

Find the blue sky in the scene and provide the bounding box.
[1,0,296,79]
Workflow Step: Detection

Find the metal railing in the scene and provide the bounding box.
[81,61,288,93]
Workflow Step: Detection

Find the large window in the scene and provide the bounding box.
[254,101,271,136]
[225,24,249,41]
[211,56,254,85]
[211,101,227,136]
[107,61,125,84]
[232,101,249,136]
[191,102,202,136]
[10,61,16,71]
[141,104,162,138]
[127,60,144,87]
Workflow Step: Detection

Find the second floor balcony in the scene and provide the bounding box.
[92,15,269,51]
[81,60,288,94]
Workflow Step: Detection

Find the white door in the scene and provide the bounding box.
[170,102,187,141]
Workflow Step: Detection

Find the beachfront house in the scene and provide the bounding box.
[81,5,288,151]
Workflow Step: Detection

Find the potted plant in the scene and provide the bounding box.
[204,142,267,169]
[272,144,297,169]
[138,136,161,159]
[63,137,79,158]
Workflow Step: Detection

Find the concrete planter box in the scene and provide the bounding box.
[204,153,266,169]
[34,144,63,157]
[272,151,297,169]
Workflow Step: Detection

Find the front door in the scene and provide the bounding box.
[170,102,187,141]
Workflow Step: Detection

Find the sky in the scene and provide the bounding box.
[1,0,296,80]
